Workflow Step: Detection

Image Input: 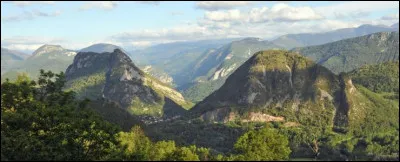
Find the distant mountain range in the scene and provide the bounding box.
[292,31,399,74]
[80,43,127,53]
[272,23,398,49]
[1,47,29,75]
[1,45,77,82]
[181,37,284,102]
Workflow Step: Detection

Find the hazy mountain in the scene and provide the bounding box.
[292,31,399,74]
[80,43,126,53]
[1,45,76,82]
[181,38,284,102]
[391,22,399,29]
[272,24,398,49]
[1,47,29,75]
[128,38,242,87]
[64,49,193,121]
[189,50,398,136]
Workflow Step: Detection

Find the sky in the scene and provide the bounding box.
[1,1,399,53]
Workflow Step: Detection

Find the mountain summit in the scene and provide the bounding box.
[65,49,193,118]
[190,50,398,134]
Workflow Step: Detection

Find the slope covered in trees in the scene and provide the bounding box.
[1,70,292,161]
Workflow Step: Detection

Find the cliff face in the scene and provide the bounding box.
[190,50,397,134]
[65,49,191,118]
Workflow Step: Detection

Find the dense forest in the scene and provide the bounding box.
[2,70,398,161]
[1,70,292,161]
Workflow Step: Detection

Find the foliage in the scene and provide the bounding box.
[1,70,121,160]
[232,126,291,160]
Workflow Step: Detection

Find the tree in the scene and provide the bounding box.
[233,126,291,161]
[117,125,152,160]
[1,70,122,161]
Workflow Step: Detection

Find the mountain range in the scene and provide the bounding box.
[1,47,29,75]
[272,23,398,49]
[292,31,399,74]
[1,45,77,82]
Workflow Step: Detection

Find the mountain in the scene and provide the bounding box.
[129,38,240,87]
[272,24,398,49]
[64,49,193,120]
[292,31,399,74]
[348,61,399,94]
[189,50,398,135]
[181,38,283,102]
[391,22,399,29]
[142,65,174,85]
[1,45,76,82]
[80,43,126,53]
[79,43,176,85]
[1,47,29,75]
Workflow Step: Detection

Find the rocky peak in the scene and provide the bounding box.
[190,50,344,126]
[32,44,64,56]
[65,49,191,118]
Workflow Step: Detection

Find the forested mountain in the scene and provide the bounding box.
[178,50,399,160]
[1,45,76,82]
[64,49,193,120]
[181,38,283,102]
[1,47,29,75]
[292,31,399,74]
[129,38,239,87]
[272,23,398,49]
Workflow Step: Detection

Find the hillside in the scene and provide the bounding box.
[292,31,399,74]
[1,47,29,75]
[64,49,193,120]
[189,50,398,135]
[181,38,283,102]
[1,45,76,82]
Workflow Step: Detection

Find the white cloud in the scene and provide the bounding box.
[196,1,253,11]
[130,41,153,48]
[5,1,55,7]
[334,10,369,19]
[204,10,241,21]
[381,13,399,20]
[315,1,399,18]
[248,3,324,23]
[1,10,62,22]
[79,1,118,11]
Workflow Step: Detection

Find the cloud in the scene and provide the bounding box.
[5,1,55,7]
[248,3,324,23]
[315,1,399,18]
[196,1,253,11]
[130,41,153,48]
[204,10,241,21]
[79,1,118,11]
[334,10,370,19]
[1,10,62,22]
[381,13,399,20]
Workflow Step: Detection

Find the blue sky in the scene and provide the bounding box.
[1,1,399,53]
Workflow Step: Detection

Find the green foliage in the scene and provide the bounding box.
[349,61,399,93]
[293,31,399,74]
[1,70,122,161]
[231,126,291,161]
[117,125,152,160]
